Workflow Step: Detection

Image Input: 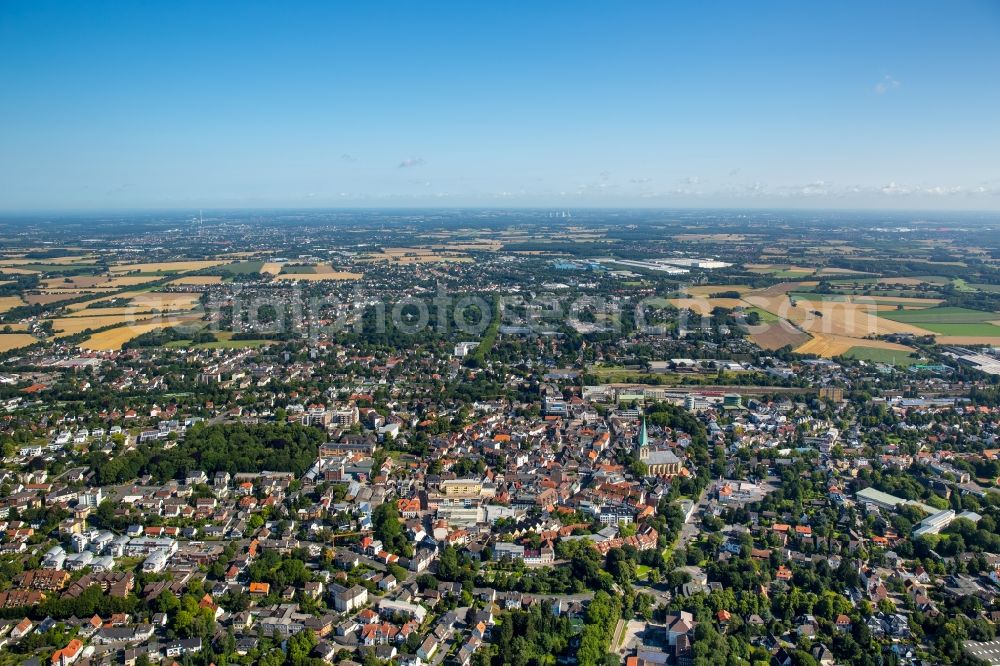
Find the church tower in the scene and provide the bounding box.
[637,412,649,461]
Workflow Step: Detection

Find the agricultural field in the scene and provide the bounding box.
[668,297,746,315]
[260,262,283,275]
[842,346,920,367]
[878,306,1000,336]
[169,275,223,285]
[273,264,362,281]
[745,263,815,277]
[279,264,317,274]
[0,254,96,266]
[164,331,273,350]
[687,280,928,358]
[0,333,39,352]
[794,333,914,359]
[67,291,201,312]
[359,247,473,264]
[0,296,26,313]
[683,284,751,297]
[110,260,227,274]
[748,324,811,351]
[80,316,201,350]
[217,260,266,274]
[50,315,157,336]
[23,293,88,305]
[101,276,161,288]
[40,276,110,289]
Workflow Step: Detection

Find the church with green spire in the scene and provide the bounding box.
[635,412,681,476]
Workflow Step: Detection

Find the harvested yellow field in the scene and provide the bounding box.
[669,298,746,315]
[0,267,40,275]
[51,315,156,335]
[742,294,932,338]
[749,325,812,350]
[65,306,162,317]
[794,334,914,358]
[80,316,200,350]
[110,260,226,274]
[41,276,109,289]
[0,296,26,313]
[731,280,932,357]
[129,293,201,310]
[169,275,223,285]
[68,291,200,312]
[24,293,86,305]
[260,262,283,275]
[0,334,39,352]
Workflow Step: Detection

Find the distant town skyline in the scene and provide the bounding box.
[2,1,999,212]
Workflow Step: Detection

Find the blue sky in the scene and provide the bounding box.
[1,1,999,211]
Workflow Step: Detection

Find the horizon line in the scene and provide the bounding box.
[2,204,1000,217]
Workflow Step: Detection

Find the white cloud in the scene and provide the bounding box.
[398,158,425,168]
[875,74,901,95]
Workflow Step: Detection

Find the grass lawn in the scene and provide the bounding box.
[951,278,977,292]
[191,338,272,349]
[910,275,954,285]
[645,297,674,308]
[165,331,272,349]
[788,292,848,302]
[19,263,102,273]
[914,323,1000,336]
[879,306,998,324]
[829,277,879,285]
[743,306,780,322]
[842,346,917,367]
[877,306,1000,335]
[280,264,318,274]
[218,260,265,274]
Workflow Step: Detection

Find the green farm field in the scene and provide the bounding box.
[878,306,1000,336]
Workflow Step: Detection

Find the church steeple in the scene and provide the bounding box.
[637,411,649,461]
